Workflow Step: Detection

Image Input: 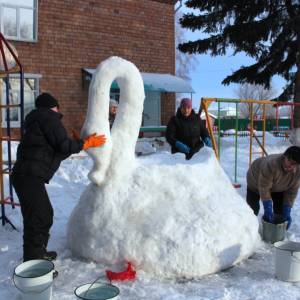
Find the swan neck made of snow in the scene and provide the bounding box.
[81,56,145,186]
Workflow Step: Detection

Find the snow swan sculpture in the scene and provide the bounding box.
[67,56,259,279]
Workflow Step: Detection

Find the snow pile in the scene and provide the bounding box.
[68,148,259,279]
[67,56,259,279]
[135,139,156,156]
[136,137,170,156]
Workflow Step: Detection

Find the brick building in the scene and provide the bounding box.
[0,0,193,132]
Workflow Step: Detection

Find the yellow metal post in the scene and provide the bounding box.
[201,98,218,158]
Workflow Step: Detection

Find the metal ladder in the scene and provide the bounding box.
[0,32,24,230]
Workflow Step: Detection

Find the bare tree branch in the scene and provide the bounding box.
[234,83,277,119]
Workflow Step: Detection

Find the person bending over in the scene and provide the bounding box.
[246,146,300,230]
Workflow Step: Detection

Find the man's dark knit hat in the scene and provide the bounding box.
[35,93,59,109]
[284,146,300,164]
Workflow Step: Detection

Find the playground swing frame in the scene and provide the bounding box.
[200,97,295,188]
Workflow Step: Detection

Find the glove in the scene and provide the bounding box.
[71,129,81,140]
[282,204,292,230]
[175,141,190,154]
[262,200,273,223]
[83,133,106,150]
[204,137,212,147]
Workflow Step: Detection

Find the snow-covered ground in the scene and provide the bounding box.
[1,133,300,299]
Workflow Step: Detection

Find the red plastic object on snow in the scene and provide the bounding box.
[106,261,136,281]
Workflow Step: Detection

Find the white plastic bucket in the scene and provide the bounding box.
[74,282,119,300]
[274,241,300,282]
[13,259,56,300]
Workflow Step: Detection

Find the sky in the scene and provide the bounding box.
[177,4,287,110]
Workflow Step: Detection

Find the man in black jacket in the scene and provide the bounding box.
[166,98,212,160]
[11,93,106,262]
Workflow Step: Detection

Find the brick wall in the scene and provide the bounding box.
[161,92,175,125]
[9,0,175,131]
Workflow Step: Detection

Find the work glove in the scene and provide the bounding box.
[203,137,212,147]
[175,141,190,154]
[262,199,273,223]
[282,204,292,230]
[83,133,106,150]
[71,129,81,140]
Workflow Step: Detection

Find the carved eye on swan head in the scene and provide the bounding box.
[81,57,145,186]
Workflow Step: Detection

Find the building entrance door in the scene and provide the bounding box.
[143,92,160,126]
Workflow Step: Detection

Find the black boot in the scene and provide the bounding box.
[53,270,59,278]
[42,250,57,261]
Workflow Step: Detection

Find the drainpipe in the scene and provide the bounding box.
[174,0,183,113]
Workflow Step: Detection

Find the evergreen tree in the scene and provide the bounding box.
[178,0,300,128]
[175,12,198,108]
[175,12,198,82]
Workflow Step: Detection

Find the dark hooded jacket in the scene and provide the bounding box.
[12,108,84,183]
[166,108,210,160]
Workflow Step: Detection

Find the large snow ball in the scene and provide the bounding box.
[67,56,259,279]
[68,151,259,279]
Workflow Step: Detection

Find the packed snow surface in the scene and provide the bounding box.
[2,135,300,299]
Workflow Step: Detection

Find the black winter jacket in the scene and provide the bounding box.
[12,108,84,183]
[166,108,209,159]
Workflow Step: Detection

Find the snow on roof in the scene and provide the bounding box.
[83,68,195,93]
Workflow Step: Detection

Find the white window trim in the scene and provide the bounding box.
[0,0,38,42]
[1,73,41,128]
[7,73,42,79]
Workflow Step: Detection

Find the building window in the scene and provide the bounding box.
[108,89,161,126]
[1,74,40,127]
[0,0,37,42]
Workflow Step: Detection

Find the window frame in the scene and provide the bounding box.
[1,73,41,128]
[0,0,38,42]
